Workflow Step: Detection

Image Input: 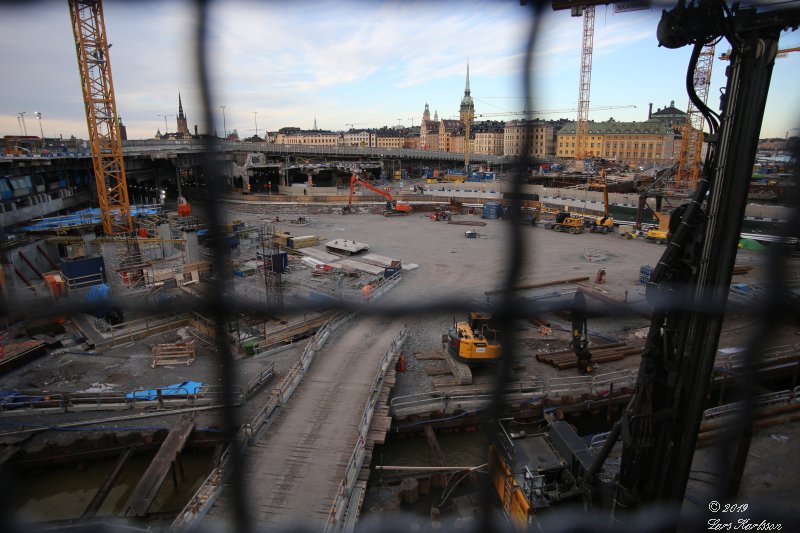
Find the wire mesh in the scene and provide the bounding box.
[0,1,798,532]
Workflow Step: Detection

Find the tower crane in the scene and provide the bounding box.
[675,43,715,191]
[676,44,797,191]
[68,0,132,236]
[575,5,596,161]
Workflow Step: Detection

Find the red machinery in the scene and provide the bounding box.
[345,174,412,216]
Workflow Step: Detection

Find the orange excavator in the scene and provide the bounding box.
[343,173,412,216]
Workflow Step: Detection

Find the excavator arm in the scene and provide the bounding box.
[348,173,394,209]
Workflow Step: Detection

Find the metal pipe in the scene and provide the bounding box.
[18,251,43,279]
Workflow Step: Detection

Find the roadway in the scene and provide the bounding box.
[203,316,404,529]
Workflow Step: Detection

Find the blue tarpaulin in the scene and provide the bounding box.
[126,381,203,401]
[0,390,43,406]
[20,205,163,232]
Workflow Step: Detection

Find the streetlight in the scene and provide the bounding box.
[220,105,227,139]
[254,111,259,139]
[17,112,28,136]
[34,111,45,140]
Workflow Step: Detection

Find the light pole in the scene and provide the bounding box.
[34,112,45,140]
[220,105,227,139]
[18,112,28,136]
[254,111,259,139]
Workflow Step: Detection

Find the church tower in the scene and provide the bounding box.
[459,62,474,124]
[176,93,189,136]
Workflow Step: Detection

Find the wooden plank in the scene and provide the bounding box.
[123,417,195,517]
[331,259,384,275]
[424,426,447,467]
[82,447,135,519]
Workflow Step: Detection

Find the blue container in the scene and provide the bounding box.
[60,254,105,282]
[483,202,502,219]
[384,265,402,278]
[639,265,653,285]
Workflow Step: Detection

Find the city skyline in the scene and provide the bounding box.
[1,1,798,141]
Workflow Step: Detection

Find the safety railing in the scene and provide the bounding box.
[324,325,407,532]
[390,370,639,417]
[701,386,800,422]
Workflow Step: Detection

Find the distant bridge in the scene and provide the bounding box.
[120,139,508,164]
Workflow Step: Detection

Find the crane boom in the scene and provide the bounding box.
[576,6,595,160]
[675,44,715,191]
[68,0,132,236]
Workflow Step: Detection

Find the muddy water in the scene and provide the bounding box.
[12,448,213,523]
[372,431,487,472]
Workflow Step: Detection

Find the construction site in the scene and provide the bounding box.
[1,0,800,532]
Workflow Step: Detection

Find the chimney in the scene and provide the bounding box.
[648,103,653,119]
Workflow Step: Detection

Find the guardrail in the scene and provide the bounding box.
[701,386,800,422]
[390,370,639,417]
[324,325,407,533]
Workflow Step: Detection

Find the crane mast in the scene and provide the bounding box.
[575,5,595,161]
[675,43,715,191]
[68,0,132,236]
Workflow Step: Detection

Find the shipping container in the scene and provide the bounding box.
[483,202,502,219]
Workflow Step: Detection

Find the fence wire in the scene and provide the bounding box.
[1,1,799,532]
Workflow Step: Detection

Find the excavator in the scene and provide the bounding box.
[589,168,614,234]
[446,312,502,365]
[342,173,412,216]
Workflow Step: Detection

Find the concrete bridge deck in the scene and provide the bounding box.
[203,316,403,529]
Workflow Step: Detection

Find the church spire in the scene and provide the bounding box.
[314,116,317,130]
[178,93,185,119]
[464,61,470,96]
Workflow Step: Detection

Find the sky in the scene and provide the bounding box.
[1,0,798,141]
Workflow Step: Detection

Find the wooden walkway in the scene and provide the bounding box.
[204,317,403,529]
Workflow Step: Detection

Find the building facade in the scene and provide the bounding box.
[556,119,676,164]
[503,120,558,157]
[343,130,376,147]
[275,128,340,146]
[473,121,504,156]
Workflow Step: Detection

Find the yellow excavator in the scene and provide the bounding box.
[446,312,502,365]
[590,168,614,234]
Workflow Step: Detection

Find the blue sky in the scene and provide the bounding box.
[1,0,798,140]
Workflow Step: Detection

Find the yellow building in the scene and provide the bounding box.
[556,120,676,165]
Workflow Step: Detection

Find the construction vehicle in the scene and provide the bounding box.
[430,205,452,221]
[589,168,614,234]
[551,212,584,234]
[343,173,412,216]
[446,312,502,365]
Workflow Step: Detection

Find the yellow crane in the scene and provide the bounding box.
[68,0,132,236]
[575,5,595,161]
[675,44,715,191]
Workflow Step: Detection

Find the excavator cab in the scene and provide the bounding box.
[446,312,502,365]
